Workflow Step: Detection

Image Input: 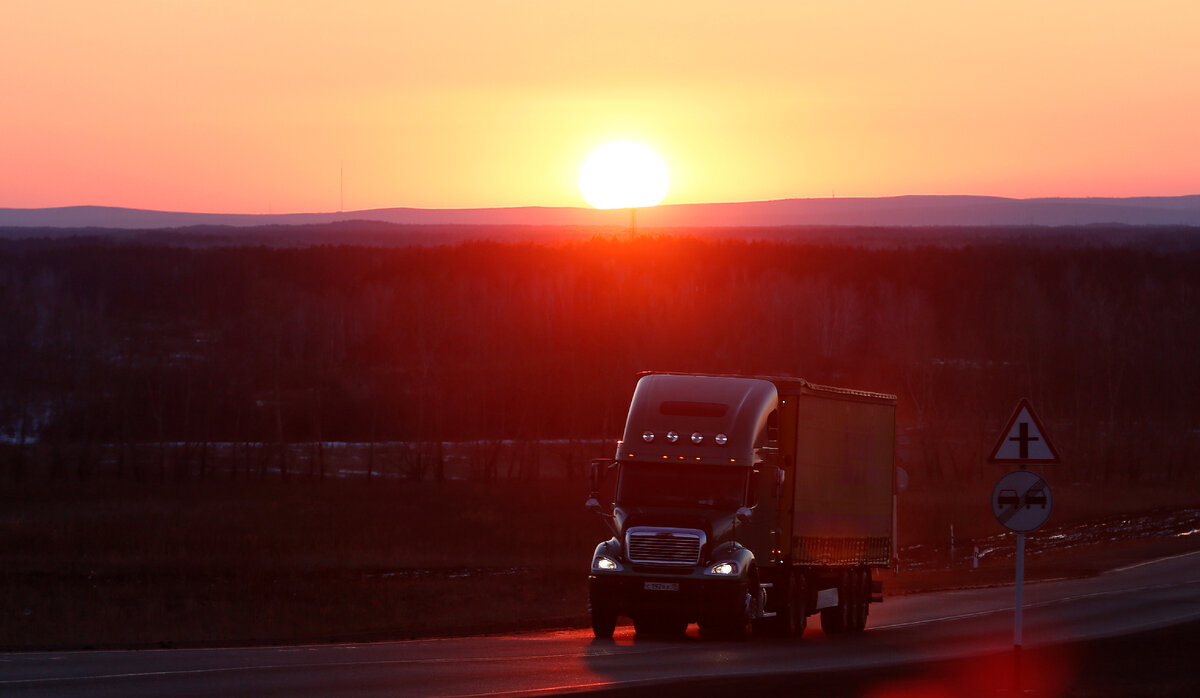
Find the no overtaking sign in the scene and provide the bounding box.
[992,470,1053,532]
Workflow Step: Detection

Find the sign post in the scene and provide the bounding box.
[991,470,1053,646]
[989,399,1058,695]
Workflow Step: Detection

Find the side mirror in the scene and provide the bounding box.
[589,457,615,496]
[736,506,753,524]
[586,496,619,538]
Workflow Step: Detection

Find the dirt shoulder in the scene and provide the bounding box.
[881,534,1200,597]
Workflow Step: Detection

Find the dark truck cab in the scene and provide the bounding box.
[587,372,896,640]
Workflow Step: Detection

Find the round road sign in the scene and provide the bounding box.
[992,470,1052,532]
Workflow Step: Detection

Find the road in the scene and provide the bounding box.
[2,550,1198,697]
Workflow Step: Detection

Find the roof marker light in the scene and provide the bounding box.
[642,431,655,443]
[690,432,703,444]
[715,433,728,445]
[666,431,679,443]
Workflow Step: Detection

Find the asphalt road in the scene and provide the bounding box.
[2,550,1198,697]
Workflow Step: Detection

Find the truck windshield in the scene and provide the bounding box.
[617,463,747,510]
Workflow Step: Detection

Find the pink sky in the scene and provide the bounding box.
[3,1,1199,213]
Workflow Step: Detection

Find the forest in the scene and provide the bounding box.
[1,230,1198,488]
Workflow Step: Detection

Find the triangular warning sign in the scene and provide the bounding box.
[988,399,1060,464]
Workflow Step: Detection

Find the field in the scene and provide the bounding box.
[2,233,1199,649]
[2,466,1197,650]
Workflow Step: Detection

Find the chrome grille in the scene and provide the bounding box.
[626,527,705,565]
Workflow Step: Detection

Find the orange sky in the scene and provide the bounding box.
[3,1,1199,213]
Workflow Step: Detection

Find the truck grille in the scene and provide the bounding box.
[626,527,705,565]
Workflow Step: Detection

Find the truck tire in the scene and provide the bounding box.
[759,569,806,637]
[849,568,870,633]
[591,607,617,639]
[789,571,808,637]
[819,604,846,634]
[820,570,851,635]
[700,570,756,641]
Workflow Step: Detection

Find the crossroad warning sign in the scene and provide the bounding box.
[988,399,1060,464]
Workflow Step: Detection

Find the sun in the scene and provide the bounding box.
[578,140,669,209]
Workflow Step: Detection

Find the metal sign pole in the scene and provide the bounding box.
[1014,532,1025,647]
[1014,531,1025,694]
[989,400,1058,696]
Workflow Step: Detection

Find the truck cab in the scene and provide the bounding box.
[587,374,783,639]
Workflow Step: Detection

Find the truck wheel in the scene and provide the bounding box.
[591,607,617,639]
[819,604,846,634]
[849,568,870,632]
[701,573,755,641]
[789,571,808,637]
[820,570,851,635]
[760,570,806,637]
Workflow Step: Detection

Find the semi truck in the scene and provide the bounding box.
[586,372,896,640]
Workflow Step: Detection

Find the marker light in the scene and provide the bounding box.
[715,433,728,445]
[706,561,739,576]
[691,432,703,444]
[642,431,655,443]
[666,431,679,443]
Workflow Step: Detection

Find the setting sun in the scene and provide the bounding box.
[578,141,670,210]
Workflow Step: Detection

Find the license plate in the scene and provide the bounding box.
[643,582,679,591]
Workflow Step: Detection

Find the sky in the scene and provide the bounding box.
[3,0,1199,213]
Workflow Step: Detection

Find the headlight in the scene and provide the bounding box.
[706,561,739,576]
[592,554,623,572]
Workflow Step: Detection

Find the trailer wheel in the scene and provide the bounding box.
[591,606,617,639]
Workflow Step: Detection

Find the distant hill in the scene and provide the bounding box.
[3,195,1200,231]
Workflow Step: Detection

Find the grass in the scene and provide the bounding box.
[0,474,1196,649]
[0,477,600,648]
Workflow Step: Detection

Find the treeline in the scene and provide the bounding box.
[0,233,1197,485]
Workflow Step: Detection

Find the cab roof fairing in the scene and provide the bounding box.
[616,374,779,466]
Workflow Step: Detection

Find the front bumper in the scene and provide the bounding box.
[589,571,745,622]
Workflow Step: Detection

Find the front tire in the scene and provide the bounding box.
[701,568,756,641]
[591,606,617,639]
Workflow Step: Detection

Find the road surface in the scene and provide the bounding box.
[2,550,1198,697]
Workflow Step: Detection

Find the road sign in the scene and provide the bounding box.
[992,470,1053,532]
[988,399,1060,464]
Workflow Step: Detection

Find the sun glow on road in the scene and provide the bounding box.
[578,141,670,209]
